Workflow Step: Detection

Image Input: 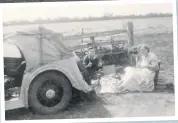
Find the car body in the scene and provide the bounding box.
[4,27,93,114]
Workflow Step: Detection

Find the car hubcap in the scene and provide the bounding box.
[37,80,63,107]
[46,89,56,99]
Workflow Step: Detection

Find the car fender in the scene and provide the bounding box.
[20,57,93,107]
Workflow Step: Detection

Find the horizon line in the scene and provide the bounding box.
[3,12,172,26]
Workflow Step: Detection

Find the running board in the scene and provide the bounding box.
[5,97,25,111]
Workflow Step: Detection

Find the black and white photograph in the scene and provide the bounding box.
[1,0,176,121]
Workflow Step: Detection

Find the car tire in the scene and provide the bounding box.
[28,71,72,115]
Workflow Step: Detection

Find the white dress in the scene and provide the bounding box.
[97,52,158,94]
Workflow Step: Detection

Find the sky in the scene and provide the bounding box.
[2,1,173,22]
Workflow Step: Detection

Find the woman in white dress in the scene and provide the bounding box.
[118,44,159,92]
[97,44,160,94]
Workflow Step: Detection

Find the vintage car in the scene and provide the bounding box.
[4,27,93,115]
[4,25,162,115]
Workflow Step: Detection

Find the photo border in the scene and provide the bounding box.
[0,0,177,123]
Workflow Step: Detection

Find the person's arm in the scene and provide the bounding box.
[143,54,159,71]
[96,57,103,70]
[148,58,159,71]
[83,55,91,68]
[98,58,103,68]
[145,63,159,71]
[83,55,88,66]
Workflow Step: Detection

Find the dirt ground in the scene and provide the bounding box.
[5,92,174,120]
[5,33,175,120]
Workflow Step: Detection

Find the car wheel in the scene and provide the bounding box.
[28,71,72,115]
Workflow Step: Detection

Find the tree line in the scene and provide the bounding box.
[4,13,172,26]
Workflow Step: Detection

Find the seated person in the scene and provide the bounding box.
[117,44,159,92]
[96,44,160,94]
[83,47,102,78]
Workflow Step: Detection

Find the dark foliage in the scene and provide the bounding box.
[4,13,172,26]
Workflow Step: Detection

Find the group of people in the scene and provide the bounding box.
[82,44,160,93]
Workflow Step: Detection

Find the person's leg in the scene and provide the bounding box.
[117,67,141,92]
[87,67,94,79]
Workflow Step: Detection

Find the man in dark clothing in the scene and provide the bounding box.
[83,47,101,78]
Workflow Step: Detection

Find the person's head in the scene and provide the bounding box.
[88,47,97,59]
[137,44,150,56]
[88,47,96,55]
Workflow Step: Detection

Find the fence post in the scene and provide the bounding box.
[90,36,97,50]
[39,26,43,65]
[127,22,134,47]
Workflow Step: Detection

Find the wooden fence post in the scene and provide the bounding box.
[127,22,134,47]
[39,26,43,65]
[90,36,97,50]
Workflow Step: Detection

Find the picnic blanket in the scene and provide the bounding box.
[94,67,155,94]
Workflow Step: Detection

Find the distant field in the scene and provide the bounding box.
[3,17,173,47]
[3,17,172,34]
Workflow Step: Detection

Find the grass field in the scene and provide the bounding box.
[4,17,175,119]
